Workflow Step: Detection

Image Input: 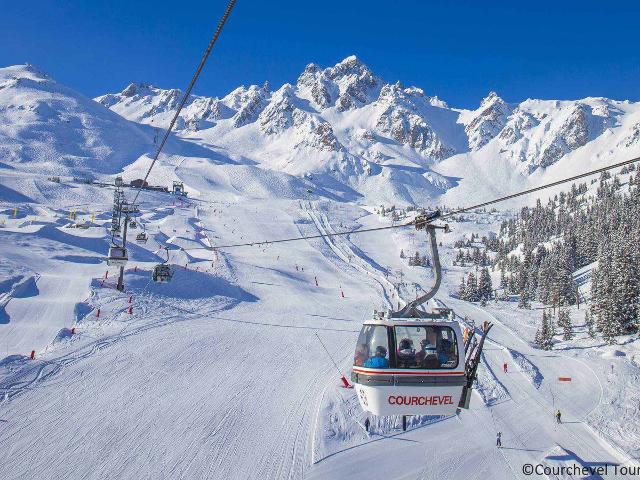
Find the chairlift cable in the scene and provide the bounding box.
[131,0,236,206]
[438,155,640,220]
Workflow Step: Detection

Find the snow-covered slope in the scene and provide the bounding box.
[3,58,640,207]
[96,56,466,205]
[2,58,640,480]
[96,55,640,207]
[2,198,638,479]
[0,65,154,176]
[438,96,640,207]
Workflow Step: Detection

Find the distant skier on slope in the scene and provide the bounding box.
[496,432,502,448]
[555,409,562,424]
[503,362,508,373]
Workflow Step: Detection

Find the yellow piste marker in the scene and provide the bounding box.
[13,207,17,218]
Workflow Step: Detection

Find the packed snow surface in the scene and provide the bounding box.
[1,59,639,479]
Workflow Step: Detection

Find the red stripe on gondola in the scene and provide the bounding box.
[352,367,464,375]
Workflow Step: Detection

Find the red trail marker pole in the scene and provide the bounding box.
[314,333,352,388]
[30,350,35,360]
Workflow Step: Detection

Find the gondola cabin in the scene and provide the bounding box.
[352,313,466,416]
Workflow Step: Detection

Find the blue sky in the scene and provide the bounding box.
[2,0,638,109]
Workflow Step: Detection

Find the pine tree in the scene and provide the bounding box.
[518,289,530,309]
[517,251,531,307]
[534,320,544,348]
[557,306,568,328]
[595,249,622,341]
[458,275,467,300]
[548,310,557,337]
[535,310,553,350]
[611,227,639,332]
[585,310,596,338]
[558,307,573,340]
[478,267,493,301]
[466,272,479,302]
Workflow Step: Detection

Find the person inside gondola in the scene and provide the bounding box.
[438,338,456,365]
[416,336,439,368]
[364,345,389,368]
[354,343,369,366]
[396,338,417,367]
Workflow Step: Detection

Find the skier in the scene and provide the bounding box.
[503,362,508,373]
[364,417,370,433]
[496,432,502,448]
[555,409,562,424]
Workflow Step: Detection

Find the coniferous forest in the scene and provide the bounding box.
[463,164,640,344]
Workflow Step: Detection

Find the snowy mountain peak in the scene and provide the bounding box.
[330,55,369,75]
[119,82,158,98]
[0,64,152,177]
[84,58,640,204]
[258,83,301,135]
[480,91,502,107]
[464,91,513,150]
[0,63,49,83]
[322,55,382,111]
[296,63,321,87]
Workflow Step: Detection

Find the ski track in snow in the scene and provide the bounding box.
[0,192,638,479]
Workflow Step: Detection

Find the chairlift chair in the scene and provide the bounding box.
[153,264,172,283]
[135,232,148,243]
[129,220,137,229]
[106,246,128,266]
[152,247,173,283]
